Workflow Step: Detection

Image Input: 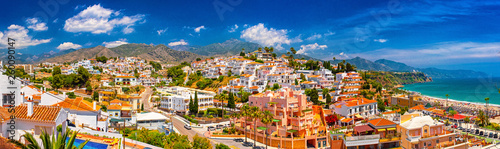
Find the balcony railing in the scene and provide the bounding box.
[345,134,380,141]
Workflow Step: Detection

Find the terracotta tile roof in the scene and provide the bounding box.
[0,107,12,123]
[409,105,426,111]
[249,86,259,89]
[341,118,353,123]
[110,99,125,103]
[0,136,17,149]
[52,97,100,111]
[368,118,396,126]
[108,104,122,110]
[15,104,62,122]
[344,98,376,107]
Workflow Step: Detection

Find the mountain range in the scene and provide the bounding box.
[331,57,488,78]
[2,39,487,78]
[43,43,205,64]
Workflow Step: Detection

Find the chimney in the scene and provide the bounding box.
[93,101,97,110]
[27,102,34,117]
[63,92,66,99]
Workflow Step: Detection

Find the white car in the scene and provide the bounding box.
[184,125,192,130]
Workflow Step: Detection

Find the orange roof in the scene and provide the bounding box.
[110,99,125,103]
[345,98,377,107]
[108,104,122,110]
[323,110,332,115]
[368,118,396,126]
[33,94,41,100]
[0,107,12,123]
[116,76,135,78]
[49,91,58,95]
[249,86,259,89]
[241,74,252,77]
[341,118,353,123]
[213,99,228,104]
[53,97,100,111]
[15,104,62,122]
[409,105,426,111]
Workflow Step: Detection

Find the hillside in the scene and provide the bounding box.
[171,39,261,56]
[44,44,205,64]
[331,57,487,78]
[363,71,433,88]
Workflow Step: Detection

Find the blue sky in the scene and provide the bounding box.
[1,0,500,76]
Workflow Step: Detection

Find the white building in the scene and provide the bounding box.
[159,87,215,113]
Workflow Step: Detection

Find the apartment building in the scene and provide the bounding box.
[400,115,467,149]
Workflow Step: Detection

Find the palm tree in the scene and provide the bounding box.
[485,97,490,124]
[260,111,274,149]
[449,110,458,126]
[445,94,449,109]
[250,106,261,147]
[10,130,88,149]
[240,104,251,143]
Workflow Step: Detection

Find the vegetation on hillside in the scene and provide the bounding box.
[361,71,432,89]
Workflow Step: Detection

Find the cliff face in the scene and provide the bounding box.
[362,71,432,88]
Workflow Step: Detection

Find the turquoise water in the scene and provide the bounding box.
[66,137,109,149]
[402,77,500,105]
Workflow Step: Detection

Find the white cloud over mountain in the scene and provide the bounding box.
[0,24,51,49]
[168,39,188,46]
[64,4,145,34]
[297,43,328,55]
[102,39,128,48]
[240,23,301,50]
[194,26,206,33]
[57,42,82,50]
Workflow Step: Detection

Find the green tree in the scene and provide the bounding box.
[240,104,251,143]
[325,93,332,105]
[92,91,99,101]
[485,97,490,124]
[194,91,199,115]
[290,47,297,54]
[86,81,92,92]
[215,143,231,149]
[250,106,261,146]
[192,134,212,149]
[51,74,64,91]
[10,130,88,149]
[295,78,299,85]
[260,110,274,149]
[189,96,194,114]
[141,103,145,111]
[52,66,61,76]
[227,93,235,111]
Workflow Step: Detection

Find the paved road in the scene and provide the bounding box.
[140,87,153,110]
[171,116,199,142]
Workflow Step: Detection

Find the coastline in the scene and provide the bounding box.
[403,89,500,117]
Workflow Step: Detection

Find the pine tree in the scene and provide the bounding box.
[189,96,194,114]
[228,93,235,111]
[194,91,199,115]
[326,93,332,104]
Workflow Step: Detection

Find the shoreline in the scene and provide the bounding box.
[403,89,500,117]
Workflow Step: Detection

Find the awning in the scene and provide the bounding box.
[377,129,386,132]
[387,128,396,131]
[257,127,268,130]
[273,119,281,122]
[355,114,362,118]
[109,118,124,122]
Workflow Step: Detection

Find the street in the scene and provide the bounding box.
[140,87,153,110]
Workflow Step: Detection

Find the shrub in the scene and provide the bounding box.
[207,115,214,118]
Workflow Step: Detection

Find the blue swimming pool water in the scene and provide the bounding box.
[66,137,109,149]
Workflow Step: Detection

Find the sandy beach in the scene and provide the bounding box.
[410,92,500,120]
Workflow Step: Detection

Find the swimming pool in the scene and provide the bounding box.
[66,137,109,149]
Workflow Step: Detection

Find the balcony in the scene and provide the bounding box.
[344,134,380,147]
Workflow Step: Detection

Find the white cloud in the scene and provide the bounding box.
[373,39,388,43]
[122,26,134,34]
[26,18,48,31]
[306,34,322,41]
[0,24,51,49]
[324,31,335,36]
[168,39,188,47]
[102,39,128,48]
[157,28,167,35]
[354,42,500,66]
[194,26,206,33]
[240,23,301,50]
[57,42,82,50]
[228,24,239,33]
[297,43,328,55]
[64,4,145,34]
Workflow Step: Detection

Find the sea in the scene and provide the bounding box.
[401,77,500,106]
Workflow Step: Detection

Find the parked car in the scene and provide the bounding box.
[489,132,494,138]
[233,138,244,142]
[494,133,498,138]
[184,125,191,130]
[479,131,484,136]
[253,146,265,149]
[242,142,253,147]
[216,124,224,129]
[207,126,216,131]
[475,129,480,134]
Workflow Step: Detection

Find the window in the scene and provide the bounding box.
[436,139,439,144]
[318,142,321,147]
[424,142,426,146]
[323,141,326,146]
[449,137,452,141]
[424,129,427,133]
